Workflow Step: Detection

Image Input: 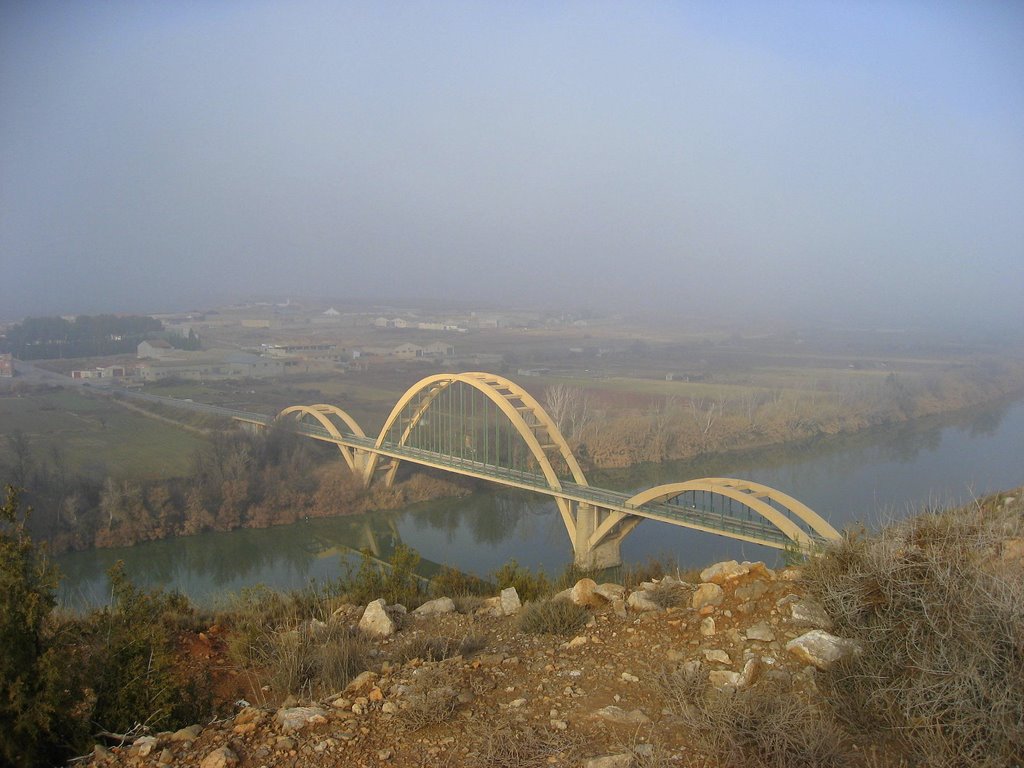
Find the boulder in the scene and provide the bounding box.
[691,582,724,610]
[359,599,397,637]
[734,580,769,602]
[500,587,522,615]
[703,649,731,665]
[411,597,456,616]
[170,724,201,742]
[786,630,860,670]
[571,578,606,608]
[700,616,716,636]
[700,560,750,585]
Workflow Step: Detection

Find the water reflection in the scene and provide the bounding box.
[58,397,1024,606]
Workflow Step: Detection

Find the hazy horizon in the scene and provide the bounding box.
[3,2,1022,330]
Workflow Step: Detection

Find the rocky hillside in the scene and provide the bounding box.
[83,559,861,768]
[79,489,1024,768]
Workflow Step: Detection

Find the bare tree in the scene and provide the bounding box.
[543,384,593,441]
[689,397,720,453]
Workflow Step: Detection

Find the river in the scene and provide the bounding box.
[57,396,1024,607]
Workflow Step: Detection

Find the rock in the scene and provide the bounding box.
[359,599,397,637]
[700,560,750,584]
[158,748,173,764]
[779,566,803,581]
[565,635,589,649]
[585,755,634,768]
[700,617,716,636]
[345,670,379,693]
[276,706,329,733]
[734,580,769,602]
[480,596,504,615]
[571,578,606,607]
[626,590,661,612]
[171,724,202,742]
[592,705,651,725]
[789,598,833,629]
[739,657,761,688]
[381,701,398,714]
[703,649,731,665]
[500,586,522,615]
[275,736,296,752]
[199,747,238,768]
[595,582,626,601]
[611,597,628,618]
[620,671,639,683]
[708,670,742,690]
[412,597,456,616]
[134,736,158,757]
[745,622,775,642]
[786,630,860,670]
[691,582,724,610]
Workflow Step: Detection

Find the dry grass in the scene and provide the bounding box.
[661,672,855,768]
[395,663,462,732]
[804,498,1024,768]
[466,715,583,768]
[516,598,590,635]
[393,633,486,664]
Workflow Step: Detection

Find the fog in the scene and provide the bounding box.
[2,2,1022,329]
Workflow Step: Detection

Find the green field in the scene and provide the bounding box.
[0,388,209,480]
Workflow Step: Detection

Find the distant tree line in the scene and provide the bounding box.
[0,314,164,359]
[1,423,469,554]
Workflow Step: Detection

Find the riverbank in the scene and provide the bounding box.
[18,489,1024,768]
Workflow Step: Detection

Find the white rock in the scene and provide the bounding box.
[786,630,860,670]
[788,598,832,629]
[592,705,651,725]
[500,586,522,615]
[411,597,456,616]
[276,706,328,733]
[700,560,750,584]
[626,590,661,612]
[691,582,724,610]
[359,599,397,637]
[700,617,716,636]
[739,657,761,688]
[133,736,158,757]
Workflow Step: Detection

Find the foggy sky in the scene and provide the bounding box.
[2,2,1022,328]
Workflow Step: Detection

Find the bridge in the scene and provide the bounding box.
[123,372,841,568]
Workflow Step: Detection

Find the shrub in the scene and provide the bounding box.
[467,715,582,768]
[430,565,491,599]
[396,664,462,731]
[0,486,64,767]
[491,559,551,602]
[344,544,425,608]
[662,671,854,768]
[396,634,486,664]
[803,503,1024,768]
[517,598,590,635]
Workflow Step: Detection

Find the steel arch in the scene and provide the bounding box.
[621,477,841,549]
[363,372,587,534]
[277,403,367,472]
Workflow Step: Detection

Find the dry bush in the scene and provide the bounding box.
[394,633,485,663]
[261,622,371,699]
[804,503,1024,768]
[396,663,462,732]
[466,716,582,768]
[645,580,691,609]
[662,673,855,768]
[517,598,590,635]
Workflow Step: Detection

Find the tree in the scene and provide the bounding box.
[0,485,62,766]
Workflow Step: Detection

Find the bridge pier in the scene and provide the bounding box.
[573,503,625,570]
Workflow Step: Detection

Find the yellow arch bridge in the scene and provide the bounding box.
[138,372,841,568]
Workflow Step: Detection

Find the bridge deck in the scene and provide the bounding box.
[114,390,811,549]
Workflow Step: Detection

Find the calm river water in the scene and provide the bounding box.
[57,397,1024,607]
